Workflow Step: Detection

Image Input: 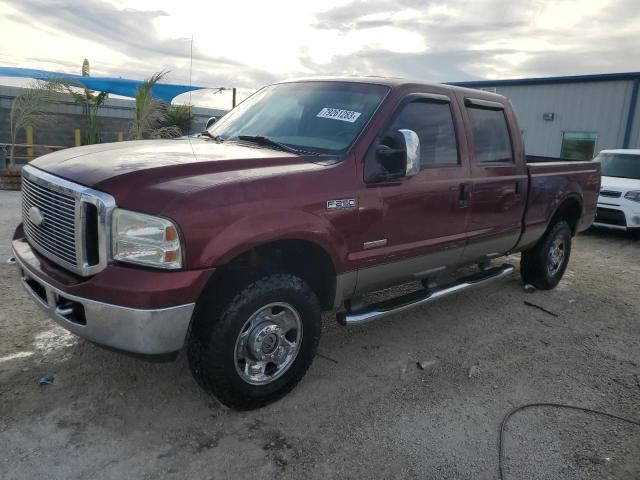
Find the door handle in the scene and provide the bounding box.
[458,183,471,208]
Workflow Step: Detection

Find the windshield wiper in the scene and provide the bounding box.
[236,135,300,154]
[199,131,223,142]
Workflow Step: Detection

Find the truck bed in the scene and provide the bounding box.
[517,160,601,249]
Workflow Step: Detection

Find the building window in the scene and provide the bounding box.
[561,132,597,160]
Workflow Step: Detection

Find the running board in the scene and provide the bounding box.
[336,264,515,326]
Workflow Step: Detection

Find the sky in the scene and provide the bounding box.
[1,0,638,108]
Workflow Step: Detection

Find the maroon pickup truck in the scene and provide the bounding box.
[11,77,600,409]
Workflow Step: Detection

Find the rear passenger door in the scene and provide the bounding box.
[355,93,471,294]
[460,97,527,262]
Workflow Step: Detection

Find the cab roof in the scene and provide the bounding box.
[276,76,507,101]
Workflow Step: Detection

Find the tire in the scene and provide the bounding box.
[520,220,572,290]
[187,273,321,410]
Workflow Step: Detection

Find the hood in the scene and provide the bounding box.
[31,138,325,214]
[601,175,640,192]
[32,138,308,187]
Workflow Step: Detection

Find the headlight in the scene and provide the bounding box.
[111,209,183,269]
[624,191,640,202]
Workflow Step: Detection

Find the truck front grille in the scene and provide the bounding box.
[22,176,78,266]
[20,166,116,276]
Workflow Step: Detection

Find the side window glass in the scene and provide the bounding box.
[387,100,459,168]
[467,107,513,163]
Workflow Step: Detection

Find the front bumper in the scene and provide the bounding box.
[594,200,640,231]
[12,240,207,355]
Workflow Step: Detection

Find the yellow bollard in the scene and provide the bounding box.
[117,132,123,142]
[26,126,34,160]
[74,128,81,147]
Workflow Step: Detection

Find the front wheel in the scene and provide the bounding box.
[520,220,572,290]
[187,273,321,410]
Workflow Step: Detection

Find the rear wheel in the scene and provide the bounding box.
[520,220,572,290]
[187,273,321,410]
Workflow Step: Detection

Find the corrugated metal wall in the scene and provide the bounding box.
[628,81,640,148]
[490,80,638,157]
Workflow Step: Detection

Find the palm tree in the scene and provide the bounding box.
[132,71,169,140]
[7,81,58,169]
[158,104,194,135]
[65,59,107,145]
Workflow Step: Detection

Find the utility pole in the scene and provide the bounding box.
[232,88,237,108]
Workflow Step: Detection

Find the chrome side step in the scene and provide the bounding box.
[337,264,515,326]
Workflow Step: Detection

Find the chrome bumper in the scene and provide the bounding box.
[13,253,195,355]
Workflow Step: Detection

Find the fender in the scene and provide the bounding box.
[516,174,585,251]
[195,208,351,272]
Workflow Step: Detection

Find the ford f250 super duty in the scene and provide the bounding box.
[11,77,600,410]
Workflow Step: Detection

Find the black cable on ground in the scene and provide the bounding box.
[499,403,640,480]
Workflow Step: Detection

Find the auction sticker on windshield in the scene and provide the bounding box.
[317,107,361,123]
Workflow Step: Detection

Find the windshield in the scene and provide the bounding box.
[595,153,640,180]
[208,81,389,154]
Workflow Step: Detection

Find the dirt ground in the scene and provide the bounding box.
[1,189,639,480]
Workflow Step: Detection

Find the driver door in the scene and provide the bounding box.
[354,92,471,294]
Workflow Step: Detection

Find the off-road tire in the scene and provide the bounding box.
[187,273,321,410]
[520,220,572,290]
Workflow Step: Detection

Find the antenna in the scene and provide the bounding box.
[188,34,193,136]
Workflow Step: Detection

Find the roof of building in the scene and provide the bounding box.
[449,71,640,88]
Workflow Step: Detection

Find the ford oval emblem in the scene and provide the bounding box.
[29,206,46,226]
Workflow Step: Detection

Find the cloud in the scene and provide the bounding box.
[3,0,276,91]
[1,0,638,107]
[308,0,640,81]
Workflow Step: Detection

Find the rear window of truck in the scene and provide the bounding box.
[467,107,513,164]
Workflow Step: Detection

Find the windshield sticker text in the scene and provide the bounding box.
[317,108,361,123]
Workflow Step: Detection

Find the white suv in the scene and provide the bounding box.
[593,149,640,238]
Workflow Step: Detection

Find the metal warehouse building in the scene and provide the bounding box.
[451,72,640,160]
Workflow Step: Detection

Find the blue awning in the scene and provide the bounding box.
[0,66,207,102]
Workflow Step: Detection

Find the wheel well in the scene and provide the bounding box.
[207,240,337,310]
[550,197,582,235]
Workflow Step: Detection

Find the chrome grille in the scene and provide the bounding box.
[599,190,622,198]
[22,176,78,266]
[20,165,116,276]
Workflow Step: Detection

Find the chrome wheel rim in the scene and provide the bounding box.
[234,302,303,385]
[547,235,565,277]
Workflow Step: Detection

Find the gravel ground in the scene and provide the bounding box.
[0,189,638,480]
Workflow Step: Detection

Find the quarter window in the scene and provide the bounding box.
[468,107,513,163]
[561,132,597,160]
[387,100,459,168]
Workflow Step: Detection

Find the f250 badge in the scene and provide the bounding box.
[326,198,357,210]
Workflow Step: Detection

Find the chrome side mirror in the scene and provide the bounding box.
[397,129,420,177]
[367,128,421,183]
[206,117,219,129]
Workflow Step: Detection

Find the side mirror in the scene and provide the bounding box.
[206,117,219,129]
[397,129,420,177]
[369,129,420,182]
